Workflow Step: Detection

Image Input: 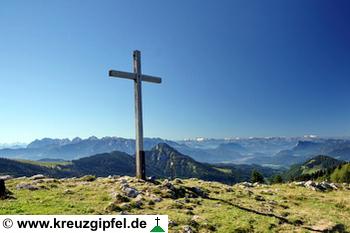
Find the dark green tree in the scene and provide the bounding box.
[331,163,350,183]
[251,170,264,183]
[271,175,283,184]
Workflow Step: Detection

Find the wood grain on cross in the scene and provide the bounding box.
[109,50,162,180]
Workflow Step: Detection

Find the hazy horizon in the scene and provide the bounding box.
[2,134,350,145]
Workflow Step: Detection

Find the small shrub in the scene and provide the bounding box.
[271,175,283,184]
[251,170,264,183]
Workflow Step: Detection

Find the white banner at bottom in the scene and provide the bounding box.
[0,215,168,233]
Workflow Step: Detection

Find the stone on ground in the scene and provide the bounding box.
[29,174,46,180]
[16,183,39,191]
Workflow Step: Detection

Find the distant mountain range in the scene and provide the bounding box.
[1,136,350,168]
[0,137,178,160]
[1,141,349,183]
[0,143,282,184]
[248,139,350,167]
[0,143,26,149]
[179,137,300,153]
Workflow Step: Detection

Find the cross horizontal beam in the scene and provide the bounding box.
[109,70,162,84]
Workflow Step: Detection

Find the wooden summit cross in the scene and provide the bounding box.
[109,50,162,180]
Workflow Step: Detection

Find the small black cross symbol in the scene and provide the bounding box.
[155,217,160,226]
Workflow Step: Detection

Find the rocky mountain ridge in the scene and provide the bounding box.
[1,137,350,168]
[0,144,281,184]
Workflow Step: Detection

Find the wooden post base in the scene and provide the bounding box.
[0,179,6,198]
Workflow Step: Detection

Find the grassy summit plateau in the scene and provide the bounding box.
[0,175,349,233]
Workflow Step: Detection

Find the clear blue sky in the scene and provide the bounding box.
[0,0,349,143]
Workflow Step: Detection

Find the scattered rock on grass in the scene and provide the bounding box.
[135,194,144,202]
[119,211,130,215]
[32,179,45,184]
[182,225,194,233]
[16,183,39,191]
[169,220,178,227]
[189,187,208,198]
[123,187,139,198]
[313,221,345,233]
[147,176,156,183]
[173,178,183,184]
[268,200,278,205]
[30,174,46,180]
[63,189,74,195]
[329,183,339,190]
[162,179,175,191]
[253,182,267,187]
[191,215,207,223]
[0,175,13,181]
[239,182,254,188]
[261,189,274,195]
[131,200,143,209]
[292,180,340,192]
[119,203,131,210]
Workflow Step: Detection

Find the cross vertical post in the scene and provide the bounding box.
[133,50,145,180]
[109,50,162,180]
